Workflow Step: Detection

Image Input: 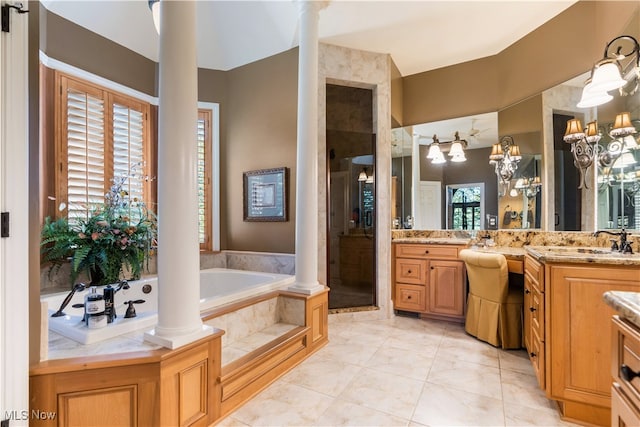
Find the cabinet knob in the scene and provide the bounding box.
[407,295,412,300]
[425,250,429,254]
[430,266,434,270]
[407,270,412,274]
[525,288,531,294]
[621,364,640,382]
[529,307,536,312]
[530,352,536,358]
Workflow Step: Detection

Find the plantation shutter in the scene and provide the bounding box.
[197,109,213,250]
[113,102,145,222]
[65,88,105,224]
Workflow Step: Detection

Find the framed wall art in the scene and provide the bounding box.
[243,167,289,222]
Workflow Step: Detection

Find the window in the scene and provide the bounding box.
[197,109,213,251]
[446,184,484,230]
[55,72,151,224]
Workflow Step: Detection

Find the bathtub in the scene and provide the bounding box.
[44,268,295,345]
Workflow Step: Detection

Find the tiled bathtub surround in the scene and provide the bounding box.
[41,250,294,292]
[392,229,640,251]
[204,295,305,365]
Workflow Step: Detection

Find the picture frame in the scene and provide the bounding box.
[243,167,289,222]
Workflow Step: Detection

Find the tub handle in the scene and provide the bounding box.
[124,299,145,318]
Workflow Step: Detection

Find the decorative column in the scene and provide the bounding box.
[289,0,326,295]
[145,0,212,349]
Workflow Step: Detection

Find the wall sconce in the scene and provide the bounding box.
[148,0,160,33]
[489,135,521,185]
[425,133,467,165]
[577,35,639,108]
[513,177,542,198]
[448,131,467,163]
[563,118,601,189]
[358,167,368,182]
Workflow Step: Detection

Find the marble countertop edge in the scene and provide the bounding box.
[604,291,640,329]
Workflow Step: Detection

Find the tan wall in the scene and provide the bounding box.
[390,58,403,127]
[402,0,640,127]
[40,5,157,96]
[224,49,299,253]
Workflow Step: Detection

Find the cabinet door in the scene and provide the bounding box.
[530,328,545,391]
[427,260,465,318]
[549,265,640,409]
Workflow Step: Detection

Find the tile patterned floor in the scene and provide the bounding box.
[215,314,580,426]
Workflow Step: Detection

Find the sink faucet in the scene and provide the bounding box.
[593,228,633,254]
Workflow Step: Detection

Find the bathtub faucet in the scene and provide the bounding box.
[103,280,131,323]
[51,283,86,317]
[593,228,632,253]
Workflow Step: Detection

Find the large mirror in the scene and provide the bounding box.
[595,92,640,231]
[391,110,545,230]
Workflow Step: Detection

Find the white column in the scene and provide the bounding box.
[145,0,212,349]
[411,134,421,229]
[289,0,326,295]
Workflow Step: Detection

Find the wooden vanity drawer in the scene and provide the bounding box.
[395,258,427,285]
[524,254,543,291]
[530,287,544,339]
[612,316,640,407]
[395,284,426,312]
[530,328,545,390]
[395,244,459,260]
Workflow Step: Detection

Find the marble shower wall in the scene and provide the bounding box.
[319,43,392,320]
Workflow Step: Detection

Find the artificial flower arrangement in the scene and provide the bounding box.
[41,165,157,287]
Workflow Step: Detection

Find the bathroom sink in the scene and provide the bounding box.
[545,246,614,255]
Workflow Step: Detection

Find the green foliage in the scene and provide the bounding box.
[41,167,157,288]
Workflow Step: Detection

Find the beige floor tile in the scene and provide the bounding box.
[500,368,558,413]
[280,356,363,397]
[213,415,250,426]
[427,357,503,400]
[339,367,424,420]
[312,337,381,366]
[367,345,435,381]
[412,382,505,426]
[315,400,410,426]
[504,401,581,426]
[437,329,500,368]
[498,348,534,375]
[228,382,334,427]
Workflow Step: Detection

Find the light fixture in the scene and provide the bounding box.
[577,35,640,109]
[148,0,160,33]
[489,135,521,186]
[426,135,442,160]
[431,150,447,165]
[448,131,467,163]
[613,151,637,169]
[610,112,637,138]
[563,118,601,189]
[358,168,368,182]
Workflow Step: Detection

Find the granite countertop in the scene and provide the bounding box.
[604,291,640,329]
[393,237,471,245]
[525,246,640,266]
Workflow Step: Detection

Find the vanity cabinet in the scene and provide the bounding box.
[611,316,640,426]
[393,243,466,322]
[524,257,640,426]
[523,254,545,390]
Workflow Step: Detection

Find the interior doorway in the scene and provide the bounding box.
[326,84,376,310]
[553,113,582,230]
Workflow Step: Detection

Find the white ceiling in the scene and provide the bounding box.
[41,0,576,76]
